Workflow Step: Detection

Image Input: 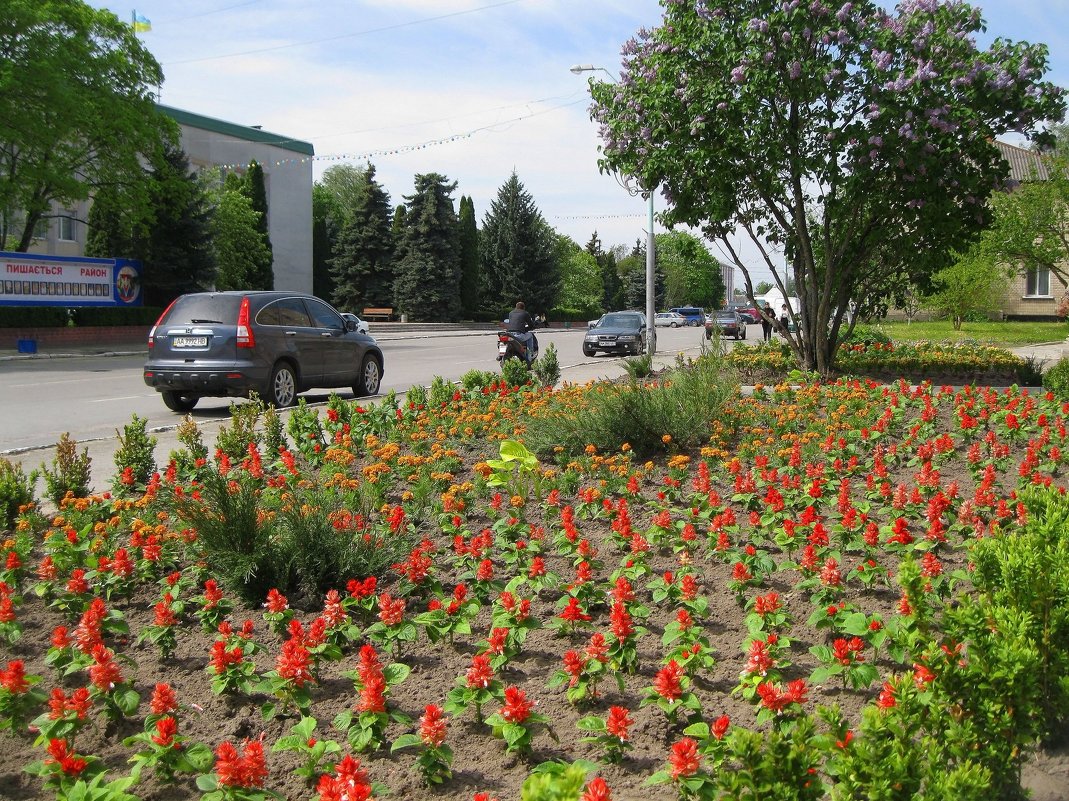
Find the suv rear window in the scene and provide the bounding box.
[163,294,242,325]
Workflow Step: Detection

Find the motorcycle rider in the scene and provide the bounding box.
[503,301,538,366]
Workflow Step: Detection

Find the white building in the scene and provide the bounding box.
[24,104,314,294]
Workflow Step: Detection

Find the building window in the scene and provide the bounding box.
[1025,267,1051,298]
[58,213,75,242]
[32,217,50,240]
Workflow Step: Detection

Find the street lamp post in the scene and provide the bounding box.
[570,64,657,357]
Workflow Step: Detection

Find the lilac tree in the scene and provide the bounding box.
[590,0,1065,374]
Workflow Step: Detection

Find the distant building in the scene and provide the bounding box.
[990,139,1066,321]
[22,104,314,295]
[720,262,735,305]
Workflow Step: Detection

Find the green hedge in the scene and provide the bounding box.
[0,306,162,328]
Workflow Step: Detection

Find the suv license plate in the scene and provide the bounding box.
[172,336,208,348]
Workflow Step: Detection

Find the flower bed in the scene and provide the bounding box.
[726,340,1027,386]
[1,376,1068,800]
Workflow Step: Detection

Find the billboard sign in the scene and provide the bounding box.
[0,252,142,307]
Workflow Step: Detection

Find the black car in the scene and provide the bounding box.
[143,291,385,411]
[583,311,647,356]
[706,309,746,340]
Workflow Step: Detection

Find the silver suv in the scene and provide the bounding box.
[143,291,385,412]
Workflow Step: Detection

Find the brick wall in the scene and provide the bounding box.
[7,326,149,351]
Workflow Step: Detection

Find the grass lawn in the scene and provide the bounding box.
[873,319,1069,346]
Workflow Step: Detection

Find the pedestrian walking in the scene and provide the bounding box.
[779,304,790,335]
[760,303,773,341]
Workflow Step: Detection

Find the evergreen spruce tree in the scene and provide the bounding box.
[391,206,406,241]
[393,173,461,322]
[142,144,215,307]
[242,160,274,290]
[329,164,395,311]
[479,172,560,320]
[600,250,624,312]
[457,195,481,319]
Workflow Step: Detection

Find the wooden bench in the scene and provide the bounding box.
[362,307,393,322]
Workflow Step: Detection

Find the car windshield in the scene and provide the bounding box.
[599,314,640,329]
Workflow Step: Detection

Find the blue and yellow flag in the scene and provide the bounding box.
[132,12,151,33]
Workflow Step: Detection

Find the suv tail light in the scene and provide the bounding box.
[236,296,255,348]
[147,298,178,348]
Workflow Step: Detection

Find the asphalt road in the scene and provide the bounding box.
[0,323,720,460]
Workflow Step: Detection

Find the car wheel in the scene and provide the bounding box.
[354,354,381,397]
[583,345,597,357]
[267,362,298,407]
[161,390,199,413]
[671,322,679,328]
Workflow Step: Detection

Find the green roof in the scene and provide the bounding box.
[158,105,314,156]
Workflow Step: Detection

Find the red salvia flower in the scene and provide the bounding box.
[153,594,179,627]
[277,639,313,688]
[65,569,89,595]
[558,597,591,624]
[46,739,87,776]
[0,659,29,693]
[202,579,224,608]
[316,754,373,801]
[486,627,509,656]
[263,589,289,613]
[377,592,405,626]
[562,651,584,686]
[356,645,386,713]
[466,654,494,689]
[609,600,633,640]
[209,641,245,673]
[581,776,612,801]
[611,576,635,604]
[419,704,448,747]
[585,633,608,664]
[88,644,124,691]
[152,716,178,747]
[605,706,632,741]
[653,660,684,702]
[151,682,178,715]
[669,737,700,779]
[214,738,268,788]
[500,686,534,724]
[711,714,730,740]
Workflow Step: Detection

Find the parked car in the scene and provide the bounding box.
[706,309,746,340]
[583,311,647,356]
[340,312,371,336]
[654,311,687,328]
[143,291,385,411]
[728,303,760,324]
[670,306,706,326]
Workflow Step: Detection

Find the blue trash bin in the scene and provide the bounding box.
[16,338,37,354]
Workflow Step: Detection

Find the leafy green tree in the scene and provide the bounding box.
[590,0,1065,375]
[330,164,395,310]
[979,152,1069,292]
[554,235,603,317]
[203,174,271,292]
[457,195,481,319]
[242,160,274,290]
[656,230,725,309]
[479,172,560,320]
[319,164,367,227]
[312,184,340,300]
[617,252,665,311]
[0,1,168,251]
[393,173,461,322]
[754,281,774,295]
[142,143,215,307]
[925,248,1011,329]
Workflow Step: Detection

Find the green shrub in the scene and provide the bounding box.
[169,469,286,604]
[460,369,498,392]
[533,342,561,388]
[40,433,92,506]
[405,383,429,409]
[526,350,738,458]
[1043,357,1069,399]
[0,458,36,531]
[428,376,454,408]
[112,414,157,493]
[622,352,653,380]
[276,485,417,601]
[840,324,891,346]
[217,400,264,461]
[501,357,532,389]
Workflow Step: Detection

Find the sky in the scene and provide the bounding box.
[89,0,1068,284]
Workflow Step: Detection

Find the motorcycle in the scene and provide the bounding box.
[497,330,538,368]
